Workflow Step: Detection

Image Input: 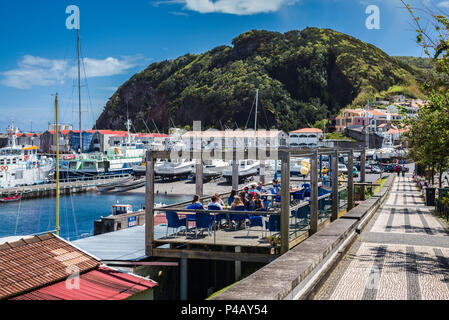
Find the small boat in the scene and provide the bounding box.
[155,159,196,179]
[192,159,229,181]
[0,194,21,203]
[97,176,134,192]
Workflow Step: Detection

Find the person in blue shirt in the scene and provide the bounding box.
[187,195,204,210]
[208,196,223,210]
[256,181,267,194]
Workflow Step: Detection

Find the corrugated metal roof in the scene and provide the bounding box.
[11,266,157,300]
[0,233,100,300]
[72,225,168,261]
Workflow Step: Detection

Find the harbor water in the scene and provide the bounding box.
[0,192,190,241]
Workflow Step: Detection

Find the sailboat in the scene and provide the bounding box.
[222,89,262,183]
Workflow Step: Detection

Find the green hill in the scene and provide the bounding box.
[95,28,430,132]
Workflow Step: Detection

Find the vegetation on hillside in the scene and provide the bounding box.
[96,28,433,133]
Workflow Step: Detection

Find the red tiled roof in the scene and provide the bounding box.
[290,128,323,134]
[0,233,100,300]
[136,133,170,138]
[12,266,157,300]
[387,128,409,135]
[367,110,387,117]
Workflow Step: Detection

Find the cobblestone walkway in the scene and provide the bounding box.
[315,174,449,300]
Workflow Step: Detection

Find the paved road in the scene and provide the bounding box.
[315,173,449,300]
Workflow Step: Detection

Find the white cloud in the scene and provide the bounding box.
[438,1,449,8]
[158,0,300,15]
[1,55,148,89]
[1,55,68,89]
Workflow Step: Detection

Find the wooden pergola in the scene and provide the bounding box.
[144,147,367,259]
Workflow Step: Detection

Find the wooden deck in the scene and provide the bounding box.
[153,215,331,249]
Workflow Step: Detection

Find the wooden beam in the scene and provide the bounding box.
[232,160,239,191]
[260,161,266,184]
[347,149,355,211]
[331,149,339,221]
[196,157,203,197]
[310,150,318,235]
[145,151,155,257]
[360,147,366,201]
[152,248,278,263]
[280,151,290,255]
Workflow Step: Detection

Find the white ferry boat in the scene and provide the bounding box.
[0,124,53,188]
[61,120,146,178]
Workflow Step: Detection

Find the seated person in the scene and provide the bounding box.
[243,187,250,200]
[256,181,268,194]
[187,195,204,210]
[208,196,223,210]
[231,197,245,210]
[214,193,225,207]
[270,180,281,194]
[228,190,237,207]
[245,193,256,211]
[254,193,265,211]
[239,192,248,206]
[249,183,261,197]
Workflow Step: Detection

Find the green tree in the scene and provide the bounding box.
[401,1,449,186]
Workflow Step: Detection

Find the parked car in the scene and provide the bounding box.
[366,165,382,174]
[338,163,348,174]
[353,166,359,177]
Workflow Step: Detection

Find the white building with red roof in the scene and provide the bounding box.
[289,128,323,149]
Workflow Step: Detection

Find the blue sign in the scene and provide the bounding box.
[128,216,137,228]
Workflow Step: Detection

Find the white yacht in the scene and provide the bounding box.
[374,148,398,160]
[132,159,164,177]
[0,124,53,188]
[155,159,196,179]
[222,160,260,183]
[201,159,229,179]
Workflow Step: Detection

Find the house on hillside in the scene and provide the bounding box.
[335,109,367,132]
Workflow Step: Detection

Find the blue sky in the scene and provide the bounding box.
[0,0,445,132]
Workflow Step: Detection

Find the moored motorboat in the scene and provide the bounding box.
[0,194,21,203]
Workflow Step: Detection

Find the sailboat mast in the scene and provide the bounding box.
[77,28,82,153]
[255,89,259,131]
[55,94,60,236]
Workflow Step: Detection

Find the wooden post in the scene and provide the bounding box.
[180,254,188,300]
[145,150,155,257]
[235,246,241,281]
[360,147,366,201]
[260,161,266,184]
[232,160,239,191]
[331,149,339,221]
[280,151,290,255]
[310,150,318,235]
[196,157,203,197]
[347,150,354,210]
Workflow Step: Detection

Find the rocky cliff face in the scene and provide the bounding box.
[95,27,427,132]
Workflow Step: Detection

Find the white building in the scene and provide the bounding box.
[289,128,324,149]
[182,130,288,150]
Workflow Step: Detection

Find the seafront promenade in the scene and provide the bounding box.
[315,174,449,300]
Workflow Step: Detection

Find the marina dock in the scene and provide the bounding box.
[0,174,132,200]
